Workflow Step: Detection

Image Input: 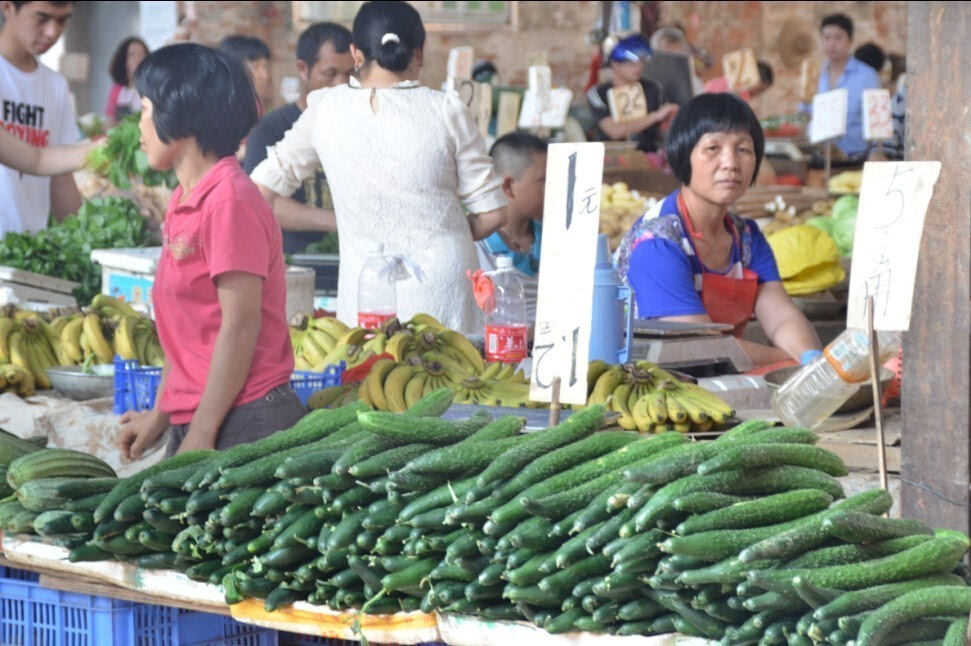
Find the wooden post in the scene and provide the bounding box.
[548,377,562,427]
[901,2,971,533]
[866,296,889,492]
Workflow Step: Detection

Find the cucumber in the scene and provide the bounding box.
[635,464,845,532]
[445,531,483,562]
[17,477,121,512]
[790,576,843,609]
[380,557,438,592]
[813,574,967,620]
[218,487,264,527]
[743,590,804,613]
[64,493,108,512]
[216,444,317,490]
[822,510,935,543]
[677,555,779,586]
[476,561,505,587]
[522,470,627,519]
[138,528,176,552]
[697,443,847,477]
[272,508,324,550]
[786,535,933,569]
[94,451,215,522]
[261,544,316,568]
[476,406,607,487]
[396,436,524,478]
[142,508,183,534]
[264,586,301,612]
[552,521,606,569]
[349,443,437,478]
[356,409,491,445]
[606,481,642,511]
[113,493,147,523]
[676,489,834,535]
[545,608,584,634]
[96,534,153,556]
[326,510,367,551]
[493,430,641,502]
[141,459,215,494]
[506,553,547,587]
[251,489,290,518]
[273,441,362,480]
[671,491,754,514]
[502,584,561,607]
[537,554,611,593]
[586,507,635,555]
[738,489,895,563]
[944,617,970,646]
[506,516,557,551]
[185,488,226,513]
[855,587,971,646]
[136,552,179,569]
[7,448,116,488]
[187,403,367,490]
[618,598,664,622]
[401,476,478,522]
[748,533,970,593]
[68,543,113,562]
[69,511,95,533]
[32,510,76,536]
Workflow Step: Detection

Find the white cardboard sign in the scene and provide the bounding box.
[496,91,521,138]
[862,88,893,141]
[847,161,942,331]
[607,82,648,123]
[517,88,573,130]
[449,78,492,139]
[446,46,474,81]
[530,143,605,405]
[809,88,848,144]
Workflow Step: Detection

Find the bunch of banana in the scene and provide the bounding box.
[290,315,352,371]
[588,361,735,434]
[89,293,141,323]
[109,314,164,366]
[0,363,35,397]
[358,357,419,412]
[56,307,163,369]
[306,383,360,410]
[453,371,538,408]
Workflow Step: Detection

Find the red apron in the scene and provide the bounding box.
[678,193,759,336]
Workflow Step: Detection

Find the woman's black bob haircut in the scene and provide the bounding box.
[665,93,765,187]
[109,37,148,86]
[353,1,425,74]
[135,43,258,159]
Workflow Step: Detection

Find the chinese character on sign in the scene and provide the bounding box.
[864,255,893,318]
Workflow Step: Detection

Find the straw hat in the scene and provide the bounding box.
[775,17,816,69]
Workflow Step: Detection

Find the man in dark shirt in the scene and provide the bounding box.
[586,35,679,153]
[243,22,354,253]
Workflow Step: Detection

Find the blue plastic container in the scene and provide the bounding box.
[114,356,345,413]
[0,569,277,646]
[589,234,633,365]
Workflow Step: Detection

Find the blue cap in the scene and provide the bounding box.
[609,35,652,63]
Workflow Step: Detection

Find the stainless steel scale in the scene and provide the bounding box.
[628,319,754,377]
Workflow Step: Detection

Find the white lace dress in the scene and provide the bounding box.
[251,78,506,335]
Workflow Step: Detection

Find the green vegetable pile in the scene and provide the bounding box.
[86,113,177,190]
[303,233,339,255]
[0,197,154,303]
[807,195,858,258]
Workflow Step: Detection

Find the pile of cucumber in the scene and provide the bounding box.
[2,392,970,645]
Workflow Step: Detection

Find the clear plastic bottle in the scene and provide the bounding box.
[357,243,396,330]
[484,256,528,364]
[772,328,902,429]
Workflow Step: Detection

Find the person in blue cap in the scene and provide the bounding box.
[586,34,679,153]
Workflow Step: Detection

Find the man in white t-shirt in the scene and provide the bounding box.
[0,0,81,235]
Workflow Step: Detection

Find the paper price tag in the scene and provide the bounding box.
[862,88,893,141]
[847,161,942,331]
[447,46,474,81]
[527,65,552,100]
[530,143,605,405]
[809,89,848,144]
[722,47,760,91]
[496,91,521,138]
[517,88,573,130]
[607,82,648,122]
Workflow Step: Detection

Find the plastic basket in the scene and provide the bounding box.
[113,356,163,415]
[290,362,345,407]
[0,571,277,646]
[278,635,443,646]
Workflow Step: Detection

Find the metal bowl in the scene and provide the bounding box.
[762,365,894,413]
[46,365,114,401]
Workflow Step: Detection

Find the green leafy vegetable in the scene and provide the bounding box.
[86,113,177,190]
[302,233,339,255]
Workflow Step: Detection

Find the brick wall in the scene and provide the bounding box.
[179,1,906,118]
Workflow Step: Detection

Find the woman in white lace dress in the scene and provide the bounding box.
[252,1,527,335]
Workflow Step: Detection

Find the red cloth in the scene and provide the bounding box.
[466,269,496,313]
[341,353,395,385]
[154,156,293,424]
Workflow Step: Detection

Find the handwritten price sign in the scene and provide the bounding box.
[607,82,648,122]
[530,143,605,405]
[809,88,848,144]
[847,162,942,331]
[449,78,492,140]
[862,88,893,141]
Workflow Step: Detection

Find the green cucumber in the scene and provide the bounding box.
[95,451,215,522]
[814,574,967,620]
[349,443,437,478]
[671,491,754,514]
[677,555,779,586]
[785,535,933,569]
[400,476,478,522]
[676,489,834,535]
[32,510,76,536]
[216,444,315,490]
[537,554,611,592]
[251,489,289,518]
[380,556,438,592]
[142,508,183,534]
[68,544,113,562]
[944,618,970,646]
[326,510,367,551]
[136,552,180,569]
[218,487,264,527]
[790,576,843,609]
[64,493,108,513]
[697,443,847,477]
[356,409,491,445]
[855,587,971,646]
[552,521,606,569]
[821,510,935,543]
[476,406,607,487]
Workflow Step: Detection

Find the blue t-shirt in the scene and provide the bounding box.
[613,191,781,318]
[479,220,543,277]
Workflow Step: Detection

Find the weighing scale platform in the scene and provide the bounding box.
[629,319,754,376]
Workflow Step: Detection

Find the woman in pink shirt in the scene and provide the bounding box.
[105,37,149,126]
[119,43,301,459]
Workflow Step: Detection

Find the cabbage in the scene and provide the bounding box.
[832,215,857,257]
[832,194,859,222]
[807,216,835,236]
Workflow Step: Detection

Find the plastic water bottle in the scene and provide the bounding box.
[357,243,396,330]
[772,328,902,429]
[484,256,528,364]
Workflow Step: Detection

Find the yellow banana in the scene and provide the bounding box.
[348,348,375,369]
[133,328,151,366]
[307,384,352,410]
[481,378,532,407]
[678,384,735,421]
[422,351,474,381]
[404,372,428,409]
[495,363,516,381]
[610,383,637,430]
[358,381,375,408]
[671,388,709,425]
[408,313,447,333]
[309,329,337,355]
[59,316,84,364]
[663,388,688,424]
[13,310,38,322]
[337,327,368,347]
[145,341,165,367]
[586,360,610,397]
[439,329,485,375]
[672,421,692,433]
[385,332,415,362]
[364,332,387,355]
[317,343,352,370]
[113,315,139,361]
[300,331,329,366]
[644,391,669,426]
[49,315,71,336]
[92,294,140,320]
[479,362,502,381]
[383,364,415,413]
[82,314,114,363]
[20,335,51,389]
[311,316,350,339]
[294,356,313,371]
[365,358,397,411]
[631,396,652,433]
[0,317,18,362]
[588,369,625,406]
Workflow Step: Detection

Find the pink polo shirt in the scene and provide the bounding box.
[155,156,294,425]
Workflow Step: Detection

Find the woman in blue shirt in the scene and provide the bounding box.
[615,93,821,368]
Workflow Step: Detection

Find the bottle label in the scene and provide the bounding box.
[485,324,528,363]
[823,330,871,383]
[358,310,396,330]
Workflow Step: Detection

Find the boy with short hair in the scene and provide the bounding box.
[476,132,548,325]
[0,0,81,235]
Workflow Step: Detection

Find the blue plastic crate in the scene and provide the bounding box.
[114,356,345,412]
[113,355,163,415]
[0,564,39,582]
[0,572,277,646]
[290,362,344,407]
[278,635,443,646]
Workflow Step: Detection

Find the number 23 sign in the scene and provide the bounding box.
[530,143,605,405]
